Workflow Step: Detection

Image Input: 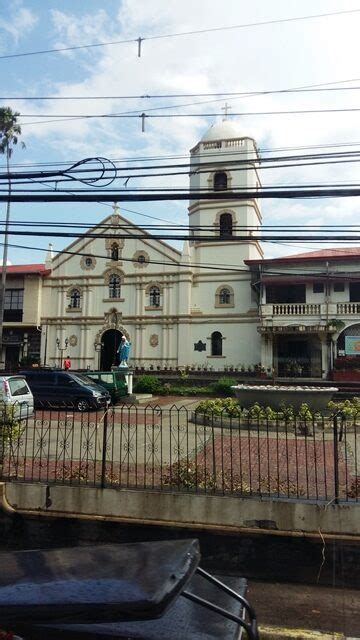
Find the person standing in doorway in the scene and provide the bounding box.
[63,355,71,370]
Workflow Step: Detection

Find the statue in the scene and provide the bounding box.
[117,336,131,368]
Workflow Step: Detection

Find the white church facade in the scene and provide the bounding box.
[40,120,264,371]
[4,119,359,378]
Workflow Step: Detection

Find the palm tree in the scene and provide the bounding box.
[0,107,25,368]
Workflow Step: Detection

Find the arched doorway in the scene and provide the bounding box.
[100,329,123,371]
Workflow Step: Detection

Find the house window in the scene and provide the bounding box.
[214,172,228,191]
[211,331,223,356]
[4,288,23,321]
[349,282,360,300]
[266,284,306,303]
[334,282,345,293]
[110,243,119,261]
[219,288,231,304]
[109,275,121,299]
[69,289,80,309]
[313,282,324,293]
[219,213,233,237]
[149,286,161,307]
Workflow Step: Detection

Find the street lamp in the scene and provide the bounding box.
[56,337,69,368]
[94,341,102,371]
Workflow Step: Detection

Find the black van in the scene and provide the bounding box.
[21,370,110,411]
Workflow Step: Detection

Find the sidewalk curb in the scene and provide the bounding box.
[259,625,345,639]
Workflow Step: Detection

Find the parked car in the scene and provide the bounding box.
[21,370,110,411]
[0,375,34,420]
[85,370,128,403]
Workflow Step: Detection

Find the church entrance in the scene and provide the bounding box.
[100,329,123,371]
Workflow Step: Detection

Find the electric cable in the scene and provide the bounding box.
[3,239,360,278]
[0,8,358,60]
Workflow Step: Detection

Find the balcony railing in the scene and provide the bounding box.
[269,303,321,316]
[337,302,360,315]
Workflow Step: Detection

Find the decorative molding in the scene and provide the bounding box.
[213,208,237,229]
[66,284,84,296]
[80,255,96,271]
[103,267,124,285]
[150,334,159,347]
[214,284,235,308]
[69,334,78,346]
[133,250,150,269]
[145,281,163,293]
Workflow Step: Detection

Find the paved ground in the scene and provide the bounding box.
[247,579,360,638]
[2,396,358,500]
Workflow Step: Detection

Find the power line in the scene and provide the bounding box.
[17,107,360,120]
[2,229,360,242]
[3,187,360,202]
[3,148,360,184]
[1,8,358,61]
[6,86,360,101]
[4,137,360,170]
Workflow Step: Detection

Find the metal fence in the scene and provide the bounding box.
[0,404,359,502]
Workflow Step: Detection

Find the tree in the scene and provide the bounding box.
[0,107,25,368]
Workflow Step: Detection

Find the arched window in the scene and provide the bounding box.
[211,331,223,356]
[219,288,231,305]
[110,243,119,261]
[219,212,233,237]
[149,286,161,307]
[214,171,228,191]
[69,289,80,309]
[109,274,121,299]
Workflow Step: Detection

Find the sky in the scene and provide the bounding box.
[1,0,360,264]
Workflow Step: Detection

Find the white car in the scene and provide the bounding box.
[0,375,34,420]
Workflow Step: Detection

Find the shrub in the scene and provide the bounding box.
[210,377,237,396]
[133,375,162,394]
[167,385,212,396]
[196,397,241,417]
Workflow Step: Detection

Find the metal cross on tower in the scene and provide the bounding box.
[221,102,231,120]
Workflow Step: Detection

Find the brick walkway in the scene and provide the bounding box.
[197,433,351,499]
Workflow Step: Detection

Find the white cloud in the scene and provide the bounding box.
[0,3,37,47]
[9,0,360,258]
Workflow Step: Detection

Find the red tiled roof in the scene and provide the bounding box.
[0,264,49,275]
[246,247,360,265]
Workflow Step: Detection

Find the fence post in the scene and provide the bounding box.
[100,407,108,489]
[333,414,340,504]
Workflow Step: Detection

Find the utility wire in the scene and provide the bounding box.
[18,107,360,119]
[3,149,360,184]
[6,86,360,100]
[2,229,360,242]
[3,188,360,202]
[3,240,360,277]
[4,138,360,170]
[1,8,358,60]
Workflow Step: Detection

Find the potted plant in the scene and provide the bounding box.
[327,319,345,332]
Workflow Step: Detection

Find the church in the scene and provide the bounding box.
[40,119,264,371]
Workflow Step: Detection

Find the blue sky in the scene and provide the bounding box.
[1,0,360,264]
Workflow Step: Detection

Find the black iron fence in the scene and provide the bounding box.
[0,403,359,503]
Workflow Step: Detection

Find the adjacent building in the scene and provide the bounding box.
[246,248,360,378]
[0,264,47,370]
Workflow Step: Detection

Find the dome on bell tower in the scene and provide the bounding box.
[200,119,242,142]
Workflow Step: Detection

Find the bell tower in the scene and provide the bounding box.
[188,117,263,265]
